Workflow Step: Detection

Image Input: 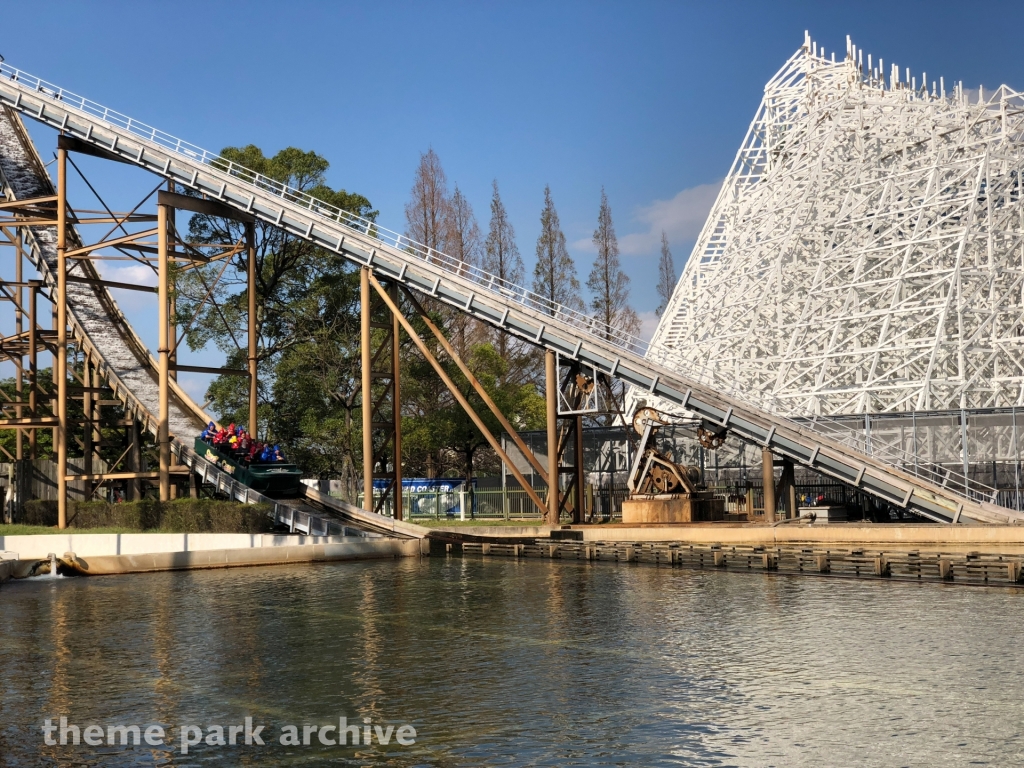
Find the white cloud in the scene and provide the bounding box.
[177,374,214,408]
[619,181,722,256]
[637,310,660,344]
[98,262,158,286]
[572,180,722,258]
[97,263,158,311]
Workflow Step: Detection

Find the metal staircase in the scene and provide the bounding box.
[0,62,1019,525]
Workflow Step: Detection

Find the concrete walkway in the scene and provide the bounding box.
[426,522,1024,554]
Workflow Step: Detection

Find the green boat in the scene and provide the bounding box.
[194,437,304,496]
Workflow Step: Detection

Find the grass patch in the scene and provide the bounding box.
[0,524,143,536]
[14,498,275,534]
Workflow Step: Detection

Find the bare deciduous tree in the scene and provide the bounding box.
[656,230,676,317]
[404,147,450,256]
[483,180,529,365]
[533,185,583,315]
[587,189,641,424]
[446,184,483,355]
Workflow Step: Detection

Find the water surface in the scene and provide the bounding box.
[1,556,1021,766]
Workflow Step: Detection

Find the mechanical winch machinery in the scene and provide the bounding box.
[623,407,728,522]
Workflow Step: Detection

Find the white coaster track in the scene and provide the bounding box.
[0,61,1018,525]
[653,34,1024,417]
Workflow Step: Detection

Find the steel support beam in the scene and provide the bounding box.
[401,284,549,483]
[28,283,37,459]
[157,203,170,501]
[762,448,776,523]
[56,147,68,528]
[358,273,402,517]
[390,281,402,520]
[246,221,258,439]
[546,351,560,525]
[14,227,22,462]
[361,267,372,512]
[367,271,547,516]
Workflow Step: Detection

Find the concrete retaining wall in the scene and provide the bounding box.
[63,539,422,576]
[0,532,367,560]
[0,555,14,584]
[0,533,425,582]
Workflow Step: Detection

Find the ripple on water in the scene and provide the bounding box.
[1,557,1023,766]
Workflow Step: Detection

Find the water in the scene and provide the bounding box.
[1,557,1023,766]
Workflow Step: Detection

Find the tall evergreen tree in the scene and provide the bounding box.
[656,230,676,317]
[587,188,641,340]
[533,185,583,315]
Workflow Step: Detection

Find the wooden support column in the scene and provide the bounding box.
[28,283,37,459]
[762,448,776,523]
[390,281,402,521]
[573,413,585,524]
[56,147,68,529]
[360,267,373,512]
[157,203,171,501]
[246,221,258,439]
[14,229,22,461]
[83,353,93,475]
[546,350,559,526]
[128,419,142,501]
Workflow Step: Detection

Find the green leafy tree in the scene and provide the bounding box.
[174,145,375,494]
[176,144,375,433]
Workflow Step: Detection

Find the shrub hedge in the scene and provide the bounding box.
[21,498,274,533]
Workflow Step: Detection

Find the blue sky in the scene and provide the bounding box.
[4,0,1024,403]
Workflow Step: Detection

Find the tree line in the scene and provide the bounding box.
[170,144,679,497]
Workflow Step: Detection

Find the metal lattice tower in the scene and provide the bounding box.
[651,33,1024,417]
